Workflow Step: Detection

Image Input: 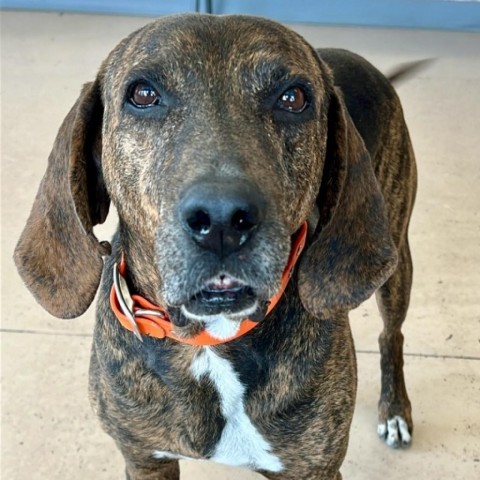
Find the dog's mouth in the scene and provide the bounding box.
[183,275,259,318]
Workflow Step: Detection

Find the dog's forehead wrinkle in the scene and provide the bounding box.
[105,15,321,98]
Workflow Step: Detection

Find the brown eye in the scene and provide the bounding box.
[130,82,160,108]
[277,86,307,113]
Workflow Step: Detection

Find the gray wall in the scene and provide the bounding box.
[2,0,480,31]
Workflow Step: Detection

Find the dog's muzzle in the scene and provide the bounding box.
[110,222,308,345]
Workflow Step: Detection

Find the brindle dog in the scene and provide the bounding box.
[14,14,416,480]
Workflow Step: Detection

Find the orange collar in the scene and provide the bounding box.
[110,222,307,346]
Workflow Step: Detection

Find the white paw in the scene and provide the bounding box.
[377,415,412,448]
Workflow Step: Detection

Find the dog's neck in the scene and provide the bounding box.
[110,222,308,346]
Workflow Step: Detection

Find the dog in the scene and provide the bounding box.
[14,14,417,480]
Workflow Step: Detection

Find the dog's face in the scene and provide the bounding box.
[99,16,328,332]
[14,14,397,330]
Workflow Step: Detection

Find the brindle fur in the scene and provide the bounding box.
[14,14,416,480]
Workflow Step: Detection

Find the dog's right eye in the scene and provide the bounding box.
[277,86,307,113]
[129,82,161,108]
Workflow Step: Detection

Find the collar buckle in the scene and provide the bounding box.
[113,262,143,342]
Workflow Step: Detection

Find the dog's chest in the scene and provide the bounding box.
[153,347,283,472]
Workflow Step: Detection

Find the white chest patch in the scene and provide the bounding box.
[153,348,283,472]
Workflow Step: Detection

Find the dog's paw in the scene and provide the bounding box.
[377,415,412,448]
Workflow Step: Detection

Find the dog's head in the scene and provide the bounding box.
[14,15,396,335]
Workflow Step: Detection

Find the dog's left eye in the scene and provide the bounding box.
[129,82,161,108]
[277,86,307,113]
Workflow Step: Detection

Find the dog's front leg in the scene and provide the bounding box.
[125,460,180,480]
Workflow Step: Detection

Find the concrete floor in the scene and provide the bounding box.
[1,10,479,480]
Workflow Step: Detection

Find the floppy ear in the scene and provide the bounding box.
[14,81,111,318]
[298,87,397,317]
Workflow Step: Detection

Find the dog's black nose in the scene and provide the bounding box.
[179,181,265,258]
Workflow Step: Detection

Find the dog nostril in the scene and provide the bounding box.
[231,209,257,232]
[186,209,211,235]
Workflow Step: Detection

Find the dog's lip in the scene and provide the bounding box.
[183,274,257,313]
[199,286,254,304]
[204,275,244,292]
[193,275,253,303]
